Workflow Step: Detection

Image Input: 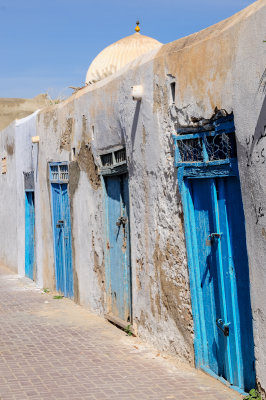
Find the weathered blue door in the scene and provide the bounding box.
[104,174,131,323]
[185,176,255,392]
[50,164,73,298]
[25,191,35,280]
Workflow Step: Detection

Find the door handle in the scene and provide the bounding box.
[216,318,230,336]
[116,217,127,226]
[209,232,222,239]
[206,233,223,245]
[56,220,64,228]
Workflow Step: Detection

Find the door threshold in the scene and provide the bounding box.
[200,365,246,396]
[104,313,134,335]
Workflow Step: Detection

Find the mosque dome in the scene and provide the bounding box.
[85,23,162,84]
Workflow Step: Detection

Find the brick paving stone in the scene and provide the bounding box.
[0,265,243,400]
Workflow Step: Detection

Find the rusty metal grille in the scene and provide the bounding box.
[114,148,126,164]
[100,153,113,167]
[205,133,236,161]
[177,138,204,162]
[24,171,34,190]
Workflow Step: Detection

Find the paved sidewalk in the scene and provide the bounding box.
[0,265,242,400]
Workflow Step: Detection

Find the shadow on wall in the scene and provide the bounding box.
[131,101,141,150]
[248,93,266,162]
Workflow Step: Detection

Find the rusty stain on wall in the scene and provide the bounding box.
[152,232,194,356]
[76,142,101,190]
[60,117,73,151]
[6,142,14,156]
[69,161,81,304]
[92,232,105,307]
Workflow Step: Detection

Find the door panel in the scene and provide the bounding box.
[25,191,35,280]
[51,182,73,298]
[187,176,255,392]
[189,179,225,377]
[61,184,73,298]
[218,177,255,389]
[105,174,131,323]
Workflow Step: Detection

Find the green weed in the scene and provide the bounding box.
[53,295,64,300]
[244,389,261,400]
[124,324,133,336]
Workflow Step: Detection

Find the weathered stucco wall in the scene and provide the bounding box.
[34,1,266,383]
[150,0,266,392]
[1,0,265,393]
[0,112,39,274]
[0,122,18,271]
[36,42,195,362]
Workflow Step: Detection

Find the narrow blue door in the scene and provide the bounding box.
[186,176,255,392]
[51,182,74,298]
[105,174,131,323]
[25,191,35,280]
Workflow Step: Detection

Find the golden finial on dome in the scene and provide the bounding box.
[135,20,140,33]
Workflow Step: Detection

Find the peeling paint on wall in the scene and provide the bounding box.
[76,142,101,190]
[92,232,105,307]
[60,118,73,151]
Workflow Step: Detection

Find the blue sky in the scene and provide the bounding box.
[0,0,255,99]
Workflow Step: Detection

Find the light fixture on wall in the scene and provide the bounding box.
[32,136,40,143]
[131,85,143,101]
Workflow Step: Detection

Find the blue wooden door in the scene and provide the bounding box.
[105,174,131,323]
[51,182,74,298]
[25,191,35,280]
[186,176,255,392]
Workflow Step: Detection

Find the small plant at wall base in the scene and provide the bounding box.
[124,325,133,336]
[53,295,64,300]
[244,389,261,400]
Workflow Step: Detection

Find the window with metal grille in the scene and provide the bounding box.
[173,115,237,167]
[101,153,113,167]
[114,148,126,164]
[49,163,69,183]
[100,147,127,170]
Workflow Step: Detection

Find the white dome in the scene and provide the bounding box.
[86,32,162,84]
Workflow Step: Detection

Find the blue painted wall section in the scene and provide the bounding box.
[25,191,35,280]
[104,174,132,323]
[49,163,74,298]
[174,115,255,393]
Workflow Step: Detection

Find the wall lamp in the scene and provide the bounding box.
[131,85,143,101]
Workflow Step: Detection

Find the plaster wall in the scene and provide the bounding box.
[36,50,194,363]
[34,0,266,391]
[0,122,18,271]
[0,112,39,275]
[150,0,266,391]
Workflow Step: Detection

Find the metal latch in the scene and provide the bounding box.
[116,217,127,226]
[56,220,64,228]
[209,232,222,239]
[206,232,223,246]
[216,318,230,336]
